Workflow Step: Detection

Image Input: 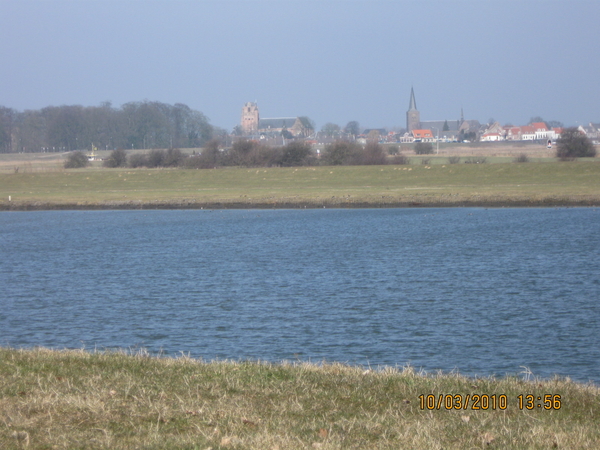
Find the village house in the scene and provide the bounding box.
[504,126,522,141]
[580,123,600,144]
[481,122,505,141]
[519,125,536,140]
[531,122,550,140]
[411,129,435,142]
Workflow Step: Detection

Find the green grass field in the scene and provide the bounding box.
[1,160,599,209]
[1,348,598,449]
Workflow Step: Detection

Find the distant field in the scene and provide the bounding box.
[1,158,599,209]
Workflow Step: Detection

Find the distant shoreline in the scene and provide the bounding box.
[2,198,600,211]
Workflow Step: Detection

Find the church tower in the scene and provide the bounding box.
[241,102,259,134]
[406,87,420,132]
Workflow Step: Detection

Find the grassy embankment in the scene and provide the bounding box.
[1,159,599,210]
[1,348,599,449]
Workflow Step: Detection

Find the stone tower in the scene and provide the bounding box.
[406,87,420,132]
[241,102,259,134]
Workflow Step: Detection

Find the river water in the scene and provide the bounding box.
[1,208,599,382]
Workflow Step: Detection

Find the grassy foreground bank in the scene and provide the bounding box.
[1,348,599,449]
[1,161,600,210]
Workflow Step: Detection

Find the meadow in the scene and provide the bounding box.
[1,347,599,449]
[1,153,599,210]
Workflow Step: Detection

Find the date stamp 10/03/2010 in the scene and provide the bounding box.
[418,394,562,411]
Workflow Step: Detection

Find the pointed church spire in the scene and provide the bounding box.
[408,87,417,111]
[406,87,420,132]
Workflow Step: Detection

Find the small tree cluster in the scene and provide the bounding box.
[280,141,313,167]
[323,141,361,165]
[183,139,222,169]
[103,149,128,168]
[185,139,316,169]
[414,142,434,155]
[126,148,185,168]
[556,127,596,160]
[513,153,529,163]
[464,157,487,164]
[64,151,89,168]
[390,154,410,165]
[322,141,401,166]
[227,140,281,167]
[353,142,388,165]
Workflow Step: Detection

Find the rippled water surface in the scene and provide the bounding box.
[1,208,599,382]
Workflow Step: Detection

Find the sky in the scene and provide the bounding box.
[1,0,599,131]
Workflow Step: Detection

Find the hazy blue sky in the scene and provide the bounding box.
[2,0,599,131]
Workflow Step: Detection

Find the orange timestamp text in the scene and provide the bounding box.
[419,394,561,410]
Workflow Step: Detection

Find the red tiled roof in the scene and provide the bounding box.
[520,125,535,134]
[412,129,433,138]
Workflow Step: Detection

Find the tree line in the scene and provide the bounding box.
[63,127,594,169]
[65,139,412,169]
[0,101,217,153]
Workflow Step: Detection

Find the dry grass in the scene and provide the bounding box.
[1,348,599,449]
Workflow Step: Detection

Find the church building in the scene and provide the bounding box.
[241,102,260,134]
[406,87,420,132]
[240,102,312,138]
[405,88,480,142]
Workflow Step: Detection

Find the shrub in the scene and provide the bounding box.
[464,157,487,164]
[64,151,89,169]
[414,142,434,155]
[183,139,221,169]
[323,141,361,165]
[390,154,410,165]
[280,141,312,167]
[183,155,206,169]
[387,145,400,156]
[257,146,284,167]
[163,148,185,167]
[351,142,388,165]
[103,149,128,168]
[228,140,254,167]
[421,158,431,165]
[226,140,281,167]
[514,153,529,163]
[556,127,596,160]
[128,153,148,168]
[448,156,460,164]
[146,149,166,168]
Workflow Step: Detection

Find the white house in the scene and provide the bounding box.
[520,125,536,140]
[531,122,549,140]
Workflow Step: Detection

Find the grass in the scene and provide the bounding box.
[1,161,600,209]
[1,348,599,449]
